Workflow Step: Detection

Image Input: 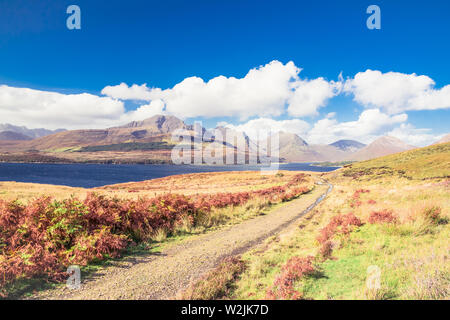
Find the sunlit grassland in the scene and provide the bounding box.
[345,142,450,180]
[231,143,449,300]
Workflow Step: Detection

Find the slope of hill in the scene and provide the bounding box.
[222,142,450,300]
[330,139,366,152]
[349,136,416,161]
[0,115,423,164]
[262,132,348,162]
[344,141,450,180]
[434,134,450,145]
[7,115,187,152]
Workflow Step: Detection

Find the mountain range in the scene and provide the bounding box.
[0,115,444,163]
[0,123,65,140]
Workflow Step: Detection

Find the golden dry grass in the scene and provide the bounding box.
[231,145,449,300]
[0,170,311,202]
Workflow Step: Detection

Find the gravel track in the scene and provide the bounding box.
[32,183,331,300]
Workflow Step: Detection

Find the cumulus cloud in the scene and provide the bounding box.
[101,83,153,101]
[305,109,408,144]
[117,99,166,124]
[387,123,441,147]
[2,64,447,146]
[217,110,440,147]
[219,118,310,141]
[287,78,341,117]
[0,85,163,130]
[102,61,340,120]
[344,70,450,114]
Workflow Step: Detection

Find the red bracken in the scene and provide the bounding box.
[0,174,310,292]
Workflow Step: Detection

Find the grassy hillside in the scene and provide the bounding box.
[182,143,450,300]
[342,142,450,180]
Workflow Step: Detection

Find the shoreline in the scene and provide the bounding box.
[0,163,341,189]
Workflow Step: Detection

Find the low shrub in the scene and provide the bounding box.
[316,213,363,244]
[318,240,334,260]
[368,210,398,224]
[411,206,445,236]
[315,213,362,261]
[421,206,442,225]
[0,174,310,292]
[265,256,316,300]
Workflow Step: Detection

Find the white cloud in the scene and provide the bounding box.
[101,83,153,101]
[0,85,163,130]
[220,111,440,147]
[387,123,441,147]
[219,117,310,141]
[102,61,340,120]
[344,70,450,114]
[2,65,447,146]
[305,109,408,144]
[118,99,166,124]
[287,78,341,117]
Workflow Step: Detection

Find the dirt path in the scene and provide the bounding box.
[32,183,332,300]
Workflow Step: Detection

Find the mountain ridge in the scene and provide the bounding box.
[0,115,418,163]
[330,139,366,152]
[349,136,416,161]
[0,123,65,140]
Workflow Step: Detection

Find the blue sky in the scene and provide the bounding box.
[0,0,449,145]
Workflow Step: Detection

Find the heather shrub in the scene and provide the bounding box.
[316,213,363,244]
[0,174,310,291]
[318,240,334,261]
[411,206,445,236]
[368,210,398,224]
[421,206,442,225]
[265,256,316,300]
[349,189,370,208]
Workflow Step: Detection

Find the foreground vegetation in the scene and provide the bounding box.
[0,173,312,297]
[181,143,450,300]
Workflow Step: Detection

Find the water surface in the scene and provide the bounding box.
[0,162,339,188]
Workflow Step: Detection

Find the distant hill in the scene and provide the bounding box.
[0,131,33,141]
[278,131,308,148]
[259,132,348,162]
[275,132,318,162]
[0,116,423,164]
[434,134,450,145]
[344,141,450,180]
[116,115,188,133]
[349,136,416,161]
[0,123,65,139]
[330,140,366,152]
[6,115,190,152]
